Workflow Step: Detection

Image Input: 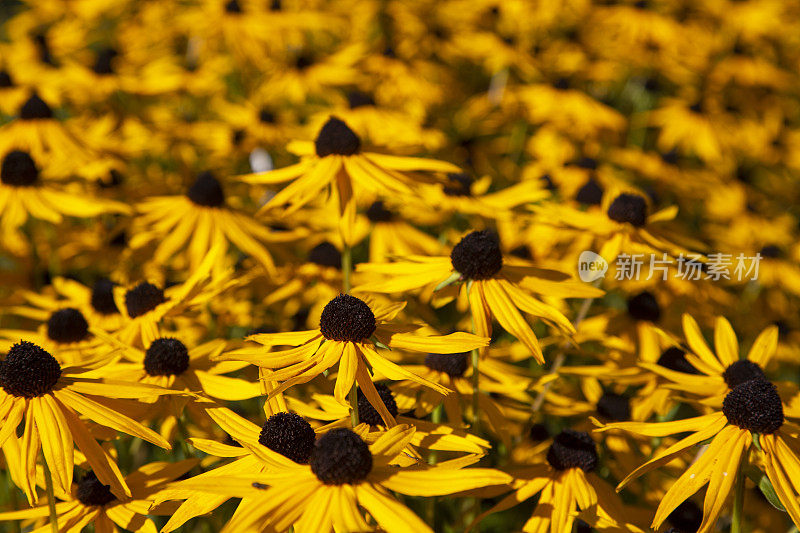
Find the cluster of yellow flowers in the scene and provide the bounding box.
[1,0,800,532]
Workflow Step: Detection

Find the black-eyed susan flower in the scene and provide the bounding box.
[596,377,800,531]
[239,116,459,242]
[0,150,129,249]
[219,294,487,424]
[168,425,512,533]
[472,429,643,532]
[130,170,292,275]
[0,341,176,503]
[641,314,780,406]
[356,230,599,362]
[0,460,196,533]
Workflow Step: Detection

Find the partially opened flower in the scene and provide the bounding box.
[218,293,488,425]
[596,377,800,531]
[0,460,196,533]
[356,230,600,362]
[0,341,176,503]
[239,116,459,242]
[169,425,512,533]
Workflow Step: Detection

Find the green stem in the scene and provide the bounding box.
[43,460,58,533]
[732,453,747,533]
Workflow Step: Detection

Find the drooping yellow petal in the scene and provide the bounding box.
[334,342,358,406]
[356,484,432,533]
[482,279,544,363]
[596,412,725,437]
[697,428,748,533]
[32,396,73,495]
[381,467,513,497]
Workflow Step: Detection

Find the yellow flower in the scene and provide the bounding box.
[239,116,459,243]
[597,376,800,531]
[0,460,197,533]
[0,341,177,504]
[218,293,488,425]
[130,171,292,275]
[356,230,599,362]
[169,424,511,533]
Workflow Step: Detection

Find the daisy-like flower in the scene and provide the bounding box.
[239,116,459,242]
[0,341,176,503]
[130,171,293,275]
[0,91,92,167]
[88,334,262,410]
[596,376,800,531]
[356,230,600,362]
[471,429,642,532]
[640,314,780,406]
[218,293,488,425]
[108,243,229,347]
[0,460,196,533]
[0,150,129,248]
[169,424,512,533]
[532,188,692,262]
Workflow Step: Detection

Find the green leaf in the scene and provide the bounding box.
[745,466,786,512]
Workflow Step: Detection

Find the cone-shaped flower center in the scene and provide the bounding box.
[529,423,550,442]
[187,171,225,208]
[596,392,630,422]
[657,347,699,374]
[546,429,598,472]
[19,93,53,120]
[125,282,166,318]
[0,341,61,398]
[627,291,660,322]
[258,108,276,123]
[92,47,118,75]
[443,172,474,197]
[144,338,189,376]
[723,360,765,389]
[0,70,13,87]
[1,150,39,187]
[607,193,647,227]
[258,412,316,464]
[308,241,341,269]
[91,278,119,315]
[759,245,781,259]
[47,308,90,343]
[319,294,376,342]
[357,384,398,426]
[575,179,603,205]
[450,230,503,280]
[224,0,242,13]
[722,378,783,434]
[76,472,116,507]
[310,428,373,485]
[424,353,468,377]
[347,91,375,109]
[366,200,394,223]
[314,117,361,157]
